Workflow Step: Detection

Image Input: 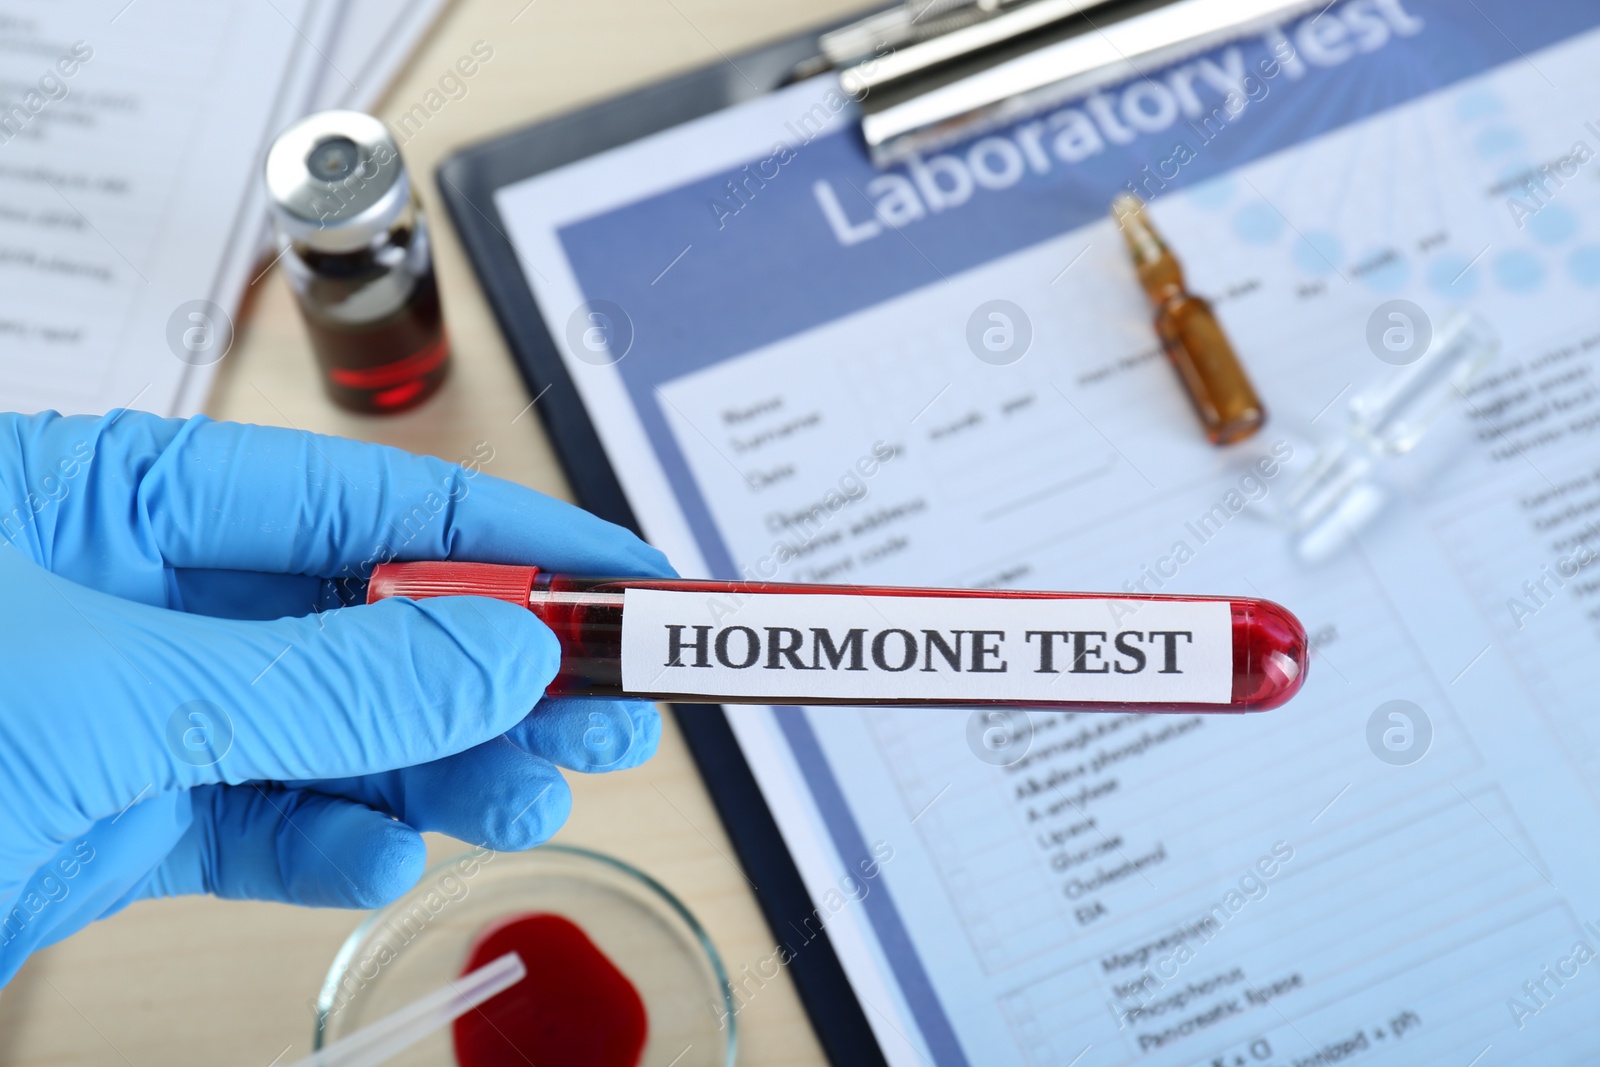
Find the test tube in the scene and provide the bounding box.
[366,561,1309,713]
[1113,195,1266,445]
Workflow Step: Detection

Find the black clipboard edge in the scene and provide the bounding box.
[671,705,889,1067]
[435,18,891,1067]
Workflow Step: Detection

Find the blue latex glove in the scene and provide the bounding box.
[0,410,673,985]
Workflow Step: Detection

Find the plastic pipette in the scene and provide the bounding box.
[287,951,525,1067]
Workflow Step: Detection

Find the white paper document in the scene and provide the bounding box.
[0,0,328,416]
[0,0,448,418]
[495,1,1600,1063]
[311,0,453,114]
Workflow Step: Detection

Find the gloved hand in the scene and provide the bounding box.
[0,409,673,986]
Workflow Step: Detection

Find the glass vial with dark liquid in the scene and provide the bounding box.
[264,110,450,413]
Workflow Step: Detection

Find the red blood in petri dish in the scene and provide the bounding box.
[453,913,648,1067]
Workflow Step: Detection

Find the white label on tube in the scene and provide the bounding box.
[620,589,1233,704]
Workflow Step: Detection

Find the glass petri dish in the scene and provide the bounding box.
[313,845,736,1066]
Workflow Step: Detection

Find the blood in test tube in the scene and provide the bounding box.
[367,562,1309,714]
[264,110,450,414]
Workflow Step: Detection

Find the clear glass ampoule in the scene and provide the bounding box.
[1281,311,1500,562]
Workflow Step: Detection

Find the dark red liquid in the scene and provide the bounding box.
[290,210,451,414]
[453,913,647,1067]
[298,264,450,414]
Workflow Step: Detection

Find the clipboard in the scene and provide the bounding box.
[437,13,893,1065]
[435,2,1600,1062]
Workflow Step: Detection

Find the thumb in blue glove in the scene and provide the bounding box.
[0,410,674,986]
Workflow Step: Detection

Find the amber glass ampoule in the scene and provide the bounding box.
[1113,195,1265,445]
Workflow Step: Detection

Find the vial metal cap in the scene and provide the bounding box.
[264,109,410,254]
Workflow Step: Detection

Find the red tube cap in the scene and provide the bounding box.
[367,561,539,606]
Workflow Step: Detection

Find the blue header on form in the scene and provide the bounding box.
[555,0,1600,581]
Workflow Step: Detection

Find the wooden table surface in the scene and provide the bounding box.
[0,1,870,1062]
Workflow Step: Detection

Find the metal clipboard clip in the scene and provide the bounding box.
[812,0,1328,166]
